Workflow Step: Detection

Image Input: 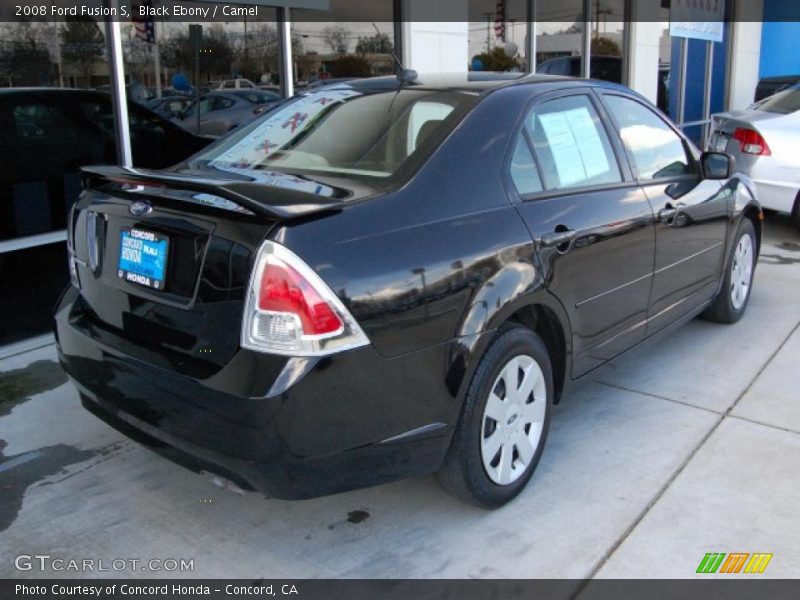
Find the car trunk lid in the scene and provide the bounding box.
[67,165,356,379]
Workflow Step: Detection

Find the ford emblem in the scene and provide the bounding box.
[129,201,153,217]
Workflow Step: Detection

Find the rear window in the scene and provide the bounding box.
[753,85,800,114]
[191,88,476,179]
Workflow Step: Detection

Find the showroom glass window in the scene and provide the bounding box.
[291,0,395,89]
[467,0,530,72]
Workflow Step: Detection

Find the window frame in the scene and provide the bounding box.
[597,91,702,184]
[503,86,637,203]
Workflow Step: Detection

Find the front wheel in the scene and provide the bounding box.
[703,218,757,324]
[438,325,552,508]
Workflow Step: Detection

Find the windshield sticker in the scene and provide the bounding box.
[210,89,362,171]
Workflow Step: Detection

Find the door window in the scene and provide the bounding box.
[603,94,692,180]
[525,95,622,191]
[212,97,236,111]
[509,135,543,196]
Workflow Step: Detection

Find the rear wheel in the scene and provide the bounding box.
[438,325,552,508]
[703,218,757,324]
[792,193,800,230]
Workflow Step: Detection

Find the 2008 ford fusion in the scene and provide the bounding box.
[56,73,761,507]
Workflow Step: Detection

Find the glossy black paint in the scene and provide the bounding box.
[55,76,761,499]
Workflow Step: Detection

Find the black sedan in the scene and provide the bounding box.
[56,74,761,507]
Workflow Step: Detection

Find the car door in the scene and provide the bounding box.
[511,90,656,377]
[600,93,729,333]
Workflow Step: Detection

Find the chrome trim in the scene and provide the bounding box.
[380,423,447,444]
[0,231,67,254]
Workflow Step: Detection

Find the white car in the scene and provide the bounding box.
[709,84,800,229]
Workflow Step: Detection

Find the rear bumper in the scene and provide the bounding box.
[55,287,455,499]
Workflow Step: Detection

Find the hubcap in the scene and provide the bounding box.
[730,233,754,310]
[481,354,547,486]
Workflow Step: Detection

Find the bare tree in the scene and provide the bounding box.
[322,26,350,55]
[0,22,55,86]
[61,17,105,86]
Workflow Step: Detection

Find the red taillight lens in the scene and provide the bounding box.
[258,261,342,335]
[241,240,368,356]
[733,127,771,156]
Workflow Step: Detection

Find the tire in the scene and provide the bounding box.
[703,218,757,324]
[438,324,553,508]
[792,194,800,231]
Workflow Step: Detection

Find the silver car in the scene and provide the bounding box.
[173,90,282,137]
[709,84,800,229]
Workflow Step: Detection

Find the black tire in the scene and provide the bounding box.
[438,324,553,508]
[703,218,757,324]
[792,194,800,231]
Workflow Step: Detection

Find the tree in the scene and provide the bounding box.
[0,22,55,86]
[355,33,393,55]
[330,55,371,78]
[161,24,235,84]
[61,17,104,86]
[591,36,621,57]
[470,47,521,72]
[322,26,350,55]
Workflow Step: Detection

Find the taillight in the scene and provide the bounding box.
[733,127,771,156]
[241,240,369,356]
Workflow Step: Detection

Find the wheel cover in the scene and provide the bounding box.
[730,233,754,311]
[480,354,547,486]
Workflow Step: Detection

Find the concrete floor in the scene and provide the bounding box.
[1,215,798,580]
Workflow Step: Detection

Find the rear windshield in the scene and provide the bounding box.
[753,85,800,114]
[190,88,476,179]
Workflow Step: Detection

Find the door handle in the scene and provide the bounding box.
[541,229,577,248]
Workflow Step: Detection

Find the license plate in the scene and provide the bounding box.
[118,228,169,290]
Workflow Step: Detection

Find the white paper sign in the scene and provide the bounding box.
[537,107,610,187]
[669,0,725,43]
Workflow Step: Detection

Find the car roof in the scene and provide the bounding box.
[313,72,634,97]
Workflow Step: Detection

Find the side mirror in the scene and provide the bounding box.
[701,151,733,180]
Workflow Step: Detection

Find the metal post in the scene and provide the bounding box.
[677,37,688,126]
[527,0,537,73]
[277,7,294,98]
[153,23,161,99]
[103,2,132,167]
[702,40,714,147]
[582,0,591,78]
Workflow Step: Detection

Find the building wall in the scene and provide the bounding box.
[759,0,800,78]
[401,0,468,73]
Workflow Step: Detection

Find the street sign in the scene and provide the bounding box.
[669,0,726,43]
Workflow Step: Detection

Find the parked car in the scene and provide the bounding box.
[754,75,800,102]
[537,55,669,113]
[172,90,281,136]
[57,74,761,507]
[209,78,258,90]
[145,95,194,119]
[709,83,800,228]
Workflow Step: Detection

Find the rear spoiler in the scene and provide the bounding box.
[80,165,347,220]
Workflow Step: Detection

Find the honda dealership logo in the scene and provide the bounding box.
[696,552,773,574]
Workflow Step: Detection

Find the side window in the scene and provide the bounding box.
[509,135,543,195]
[213,97,235,111]
[406,100,454,154]
[525,95,622,191]
[603,94,692,180]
